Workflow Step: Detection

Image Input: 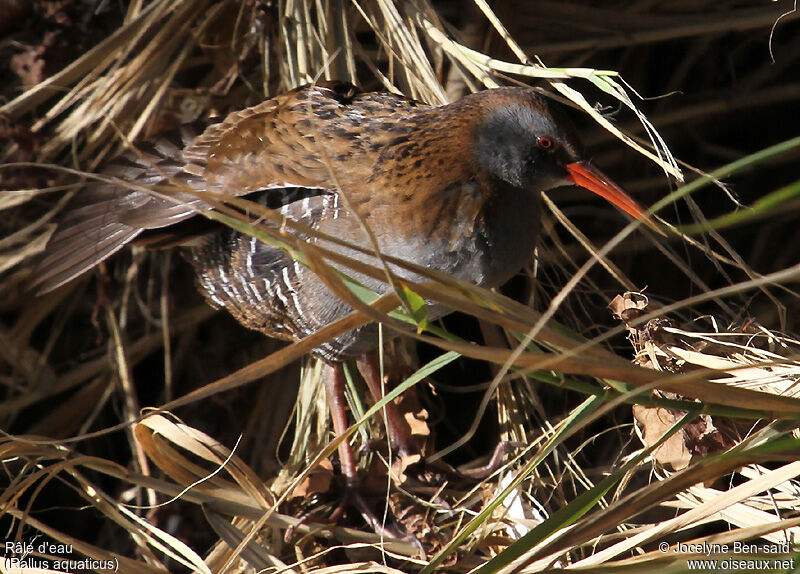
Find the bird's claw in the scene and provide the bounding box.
[284,482,417,549]
[390,440,524,485]
[457,440,525,480]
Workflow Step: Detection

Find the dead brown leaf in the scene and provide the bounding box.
[633,404,692,471]
[288,458,334,499]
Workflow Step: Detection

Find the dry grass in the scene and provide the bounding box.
[2,0,800,572]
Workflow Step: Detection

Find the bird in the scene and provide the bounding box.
[32,81,649,538]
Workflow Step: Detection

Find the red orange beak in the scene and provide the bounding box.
[565,161,658,231]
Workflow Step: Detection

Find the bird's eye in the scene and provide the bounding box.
[537,136,553,150]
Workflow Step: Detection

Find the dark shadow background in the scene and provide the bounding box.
[1,0,799,564]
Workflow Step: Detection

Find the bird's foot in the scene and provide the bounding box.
[449,440,525,480]
[363,439,524,486]
[285,480,419,548]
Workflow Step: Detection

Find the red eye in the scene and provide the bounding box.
[538,136,553,150]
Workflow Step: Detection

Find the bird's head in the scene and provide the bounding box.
[473,91,647,224]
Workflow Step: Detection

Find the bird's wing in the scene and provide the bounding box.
[121,82,425,226]
[32,82,426,293]
[31,124,206,293]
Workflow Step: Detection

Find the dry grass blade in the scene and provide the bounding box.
[134,414,272,507]
[304,563,409,573]
[125,181,800,417]
[4,0,800,572]
[410,6,682,180]
[1,0,228,166]
[571,461,800,566]
[118,505,214,574]
[204,508,295,572]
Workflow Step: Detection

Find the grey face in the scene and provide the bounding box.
[474,102,580,191]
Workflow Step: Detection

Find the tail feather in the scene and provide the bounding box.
[31,220,142,294]
[30,126,207,294]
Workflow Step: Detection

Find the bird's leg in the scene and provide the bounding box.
[318,361,406,539]
[323,362,359,487]
[356,351,522,485]
[356,350,416,458]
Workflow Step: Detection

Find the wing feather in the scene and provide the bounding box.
[33,82,426,293]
